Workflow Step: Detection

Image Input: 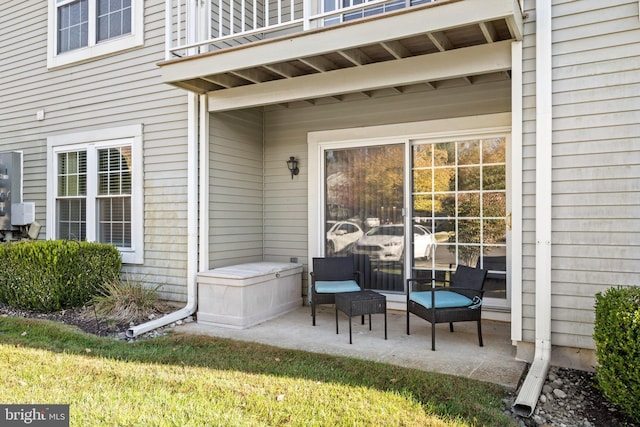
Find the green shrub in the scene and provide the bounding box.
[593,286,640,423]
[0,240,121,313]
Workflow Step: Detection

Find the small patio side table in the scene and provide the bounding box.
[335,290,387,344]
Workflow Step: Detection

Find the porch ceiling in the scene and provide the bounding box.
[158,0,524,111]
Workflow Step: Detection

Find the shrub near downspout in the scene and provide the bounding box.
[594,286,640,424]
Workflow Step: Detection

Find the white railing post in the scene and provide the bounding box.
[199,0,208,53]
[165,0,173,59]
[187,0,197,55]
[277,0,282,24]
[303,0,317,29]
[253,0,257,31]
[206,0,212,42]
[218,0,223,38]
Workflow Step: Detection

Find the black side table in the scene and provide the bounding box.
[335,290,387,344]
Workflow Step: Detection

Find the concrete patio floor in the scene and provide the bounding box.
[175,305,527,390]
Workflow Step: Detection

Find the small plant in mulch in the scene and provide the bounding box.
[89,275,167,325]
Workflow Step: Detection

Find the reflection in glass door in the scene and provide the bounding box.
[324,144,404,292]
[411,137,507,300]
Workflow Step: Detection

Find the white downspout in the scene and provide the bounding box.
[127,92,200,337]
[513,0,553,416]
[127,0,207,338]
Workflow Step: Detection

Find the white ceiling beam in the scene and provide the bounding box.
[230,68,272,83]
[201,75,244,88]
[427,31,454,52]
[337,48,372,66]
[479,21,498,43]
[208,41,512,112]
[299,56,337,72]
[381,40,411,59]
[263,62,301,78]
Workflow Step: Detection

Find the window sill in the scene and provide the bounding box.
[47,33,143,69]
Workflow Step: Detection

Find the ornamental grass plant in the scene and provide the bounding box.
[90,275,167,325]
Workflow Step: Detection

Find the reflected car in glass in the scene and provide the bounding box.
[352,224,437,262]
[326,221,364,256]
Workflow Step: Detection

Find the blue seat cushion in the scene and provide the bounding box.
[409,290,474,309]
[315,280,361,294]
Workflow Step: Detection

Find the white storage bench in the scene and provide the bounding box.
[197,262,303,329]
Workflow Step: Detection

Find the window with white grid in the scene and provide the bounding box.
[97,147,132,247]
[56,151,88,241]
[47,125,143,264]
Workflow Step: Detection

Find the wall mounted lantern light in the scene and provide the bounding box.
[286,156,299,179]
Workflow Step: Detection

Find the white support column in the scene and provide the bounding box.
[510,40,523,342]
[199,94,210,271]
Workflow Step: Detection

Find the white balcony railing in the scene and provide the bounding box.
[165,0,437,59]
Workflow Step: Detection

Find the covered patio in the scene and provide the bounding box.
[176,305,526,390]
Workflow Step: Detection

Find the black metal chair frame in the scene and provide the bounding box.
[310,257,361,326]
[406,265,488,351]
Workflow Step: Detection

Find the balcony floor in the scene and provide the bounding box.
[175,305,526,390]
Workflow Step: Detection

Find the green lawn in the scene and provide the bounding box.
[0,317,517,426]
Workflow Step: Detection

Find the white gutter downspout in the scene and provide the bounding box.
[514,0,553,416]
[127,0,206,338]
[127,92,201,338]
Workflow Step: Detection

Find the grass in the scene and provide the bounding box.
[0,317,518,426]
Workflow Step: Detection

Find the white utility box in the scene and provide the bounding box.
[11,202,35,226]
[197,262,303,329]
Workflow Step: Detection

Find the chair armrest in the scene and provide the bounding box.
[310,271,317,292]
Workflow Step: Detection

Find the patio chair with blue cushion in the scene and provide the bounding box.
[406,265,488,351]
[310,257,361,326]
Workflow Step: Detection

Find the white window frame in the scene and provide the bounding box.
[46,124,144,264]
[47,0,144,69]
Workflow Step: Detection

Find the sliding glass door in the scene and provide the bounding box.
[411,137,507,301]
[321,133,508,304]
[324,143,405,292]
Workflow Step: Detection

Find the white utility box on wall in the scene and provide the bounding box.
[11,202,35,226]
[197,262,303,329]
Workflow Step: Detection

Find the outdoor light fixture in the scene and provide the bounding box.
[286,156,299,179]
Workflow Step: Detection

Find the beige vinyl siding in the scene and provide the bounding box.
[0,1,191,301]
[208,109,265,268]
[263,79,512,297]
[520,0,640,349]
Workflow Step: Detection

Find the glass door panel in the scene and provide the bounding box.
[411,137,507,300]
[324,144,404,292]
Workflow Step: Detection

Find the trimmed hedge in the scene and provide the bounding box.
[0,240,122,313]
[593,286,640,423]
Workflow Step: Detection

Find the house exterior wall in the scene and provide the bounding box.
[208,109,265,268]
[262,79,512,297]
[0,1,191,301]
[520,0,640,360]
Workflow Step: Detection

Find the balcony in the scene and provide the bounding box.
[160,0,524,111]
